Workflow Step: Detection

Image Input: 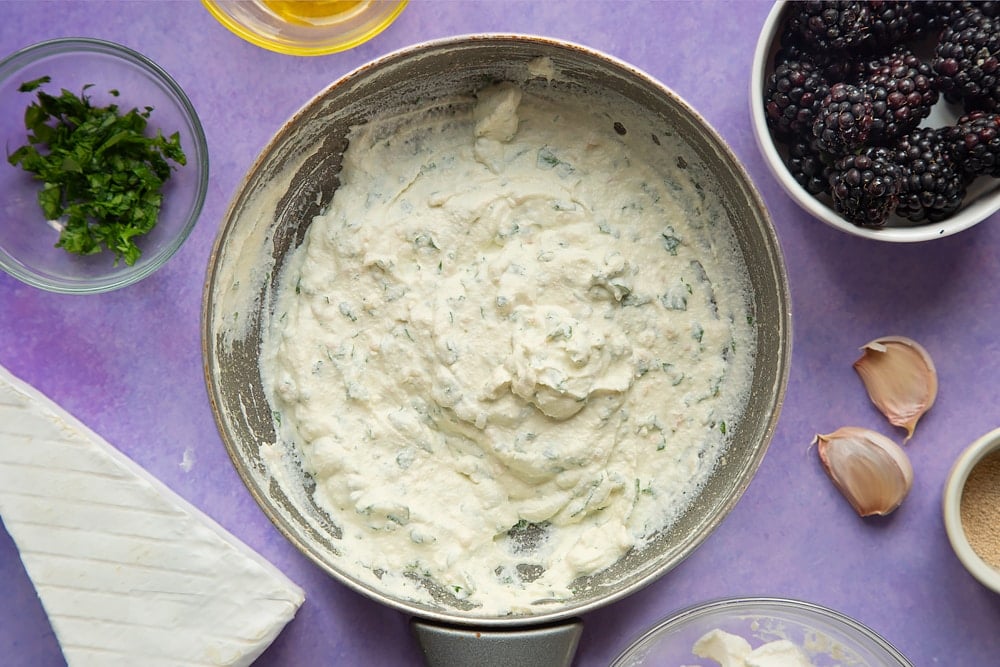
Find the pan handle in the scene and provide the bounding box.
[411,617,583,667]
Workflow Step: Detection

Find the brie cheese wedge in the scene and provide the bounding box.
[0,365,305,667]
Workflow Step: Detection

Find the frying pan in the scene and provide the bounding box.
[201,35,791,666]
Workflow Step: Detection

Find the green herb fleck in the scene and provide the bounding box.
[661,234,681,255]
[537,146,561,169]
[660,285,688,311]
[338,302,357,322]
[413,232,439,250]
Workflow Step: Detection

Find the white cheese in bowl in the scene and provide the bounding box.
[0,364,304,666]
[261,81,756,614]
[690,629,815,667]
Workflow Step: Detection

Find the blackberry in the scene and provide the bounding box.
[828,147,903,227]
[786,138,832,196]
[785,1,874,55]
[812,83,875,155]
[774,31,865,84]
[765,60,831,141]
[977,2,1000,19]
[932,8,1000,111]
[931,2,1000,23]
[868,1,938,44]
[861,49,938,144]
[895,127,968,222]
[944,111,1000,177]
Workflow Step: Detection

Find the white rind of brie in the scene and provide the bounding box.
[0,365,305,667]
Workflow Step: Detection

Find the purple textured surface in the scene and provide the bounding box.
[1,1,999,666]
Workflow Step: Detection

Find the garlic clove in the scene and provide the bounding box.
[814,426,914,517]
[853,335,937,442]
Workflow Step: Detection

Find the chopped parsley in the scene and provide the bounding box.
[7,76,187,266]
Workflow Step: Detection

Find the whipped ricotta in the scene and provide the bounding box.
[691,629,815,667]
[261,80,755,614]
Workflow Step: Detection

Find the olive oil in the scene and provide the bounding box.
[261,0,367,26]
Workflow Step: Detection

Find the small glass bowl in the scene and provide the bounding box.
[750,1,1000,242]
[202,0,408,56]
[0,38,208,294]
[612,597,912,666]
[943,427,1000,595]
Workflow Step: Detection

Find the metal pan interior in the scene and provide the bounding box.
[201,34,791,627]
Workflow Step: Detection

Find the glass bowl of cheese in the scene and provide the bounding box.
[611,597,912,667]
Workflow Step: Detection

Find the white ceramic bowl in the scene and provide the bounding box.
[750,1,1000,242]
[943,427,1000,595]
[611,597,912,666]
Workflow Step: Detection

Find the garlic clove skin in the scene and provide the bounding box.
[815,426,914,517]
[853,335,937,442]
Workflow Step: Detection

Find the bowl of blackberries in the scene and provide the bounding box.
[752,0,1000,242]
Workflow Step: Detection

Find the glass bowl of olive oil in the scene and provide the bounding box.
[202,0,407,56]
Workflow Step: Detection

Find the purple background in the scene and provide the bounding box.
[2,1,999,665]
